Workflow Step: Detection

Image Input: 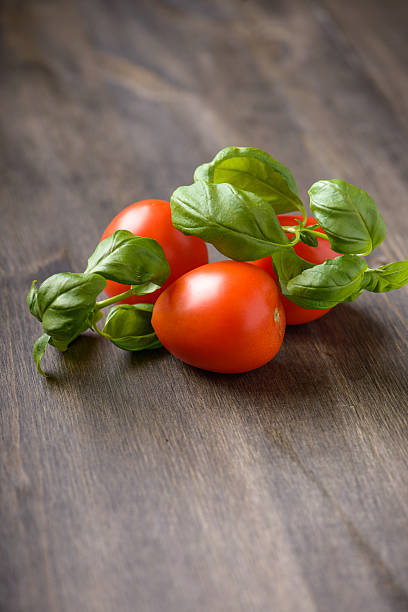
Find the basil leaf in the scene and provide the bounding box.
[363,261,408,293]
[274,251,367,309]
[36,272,107,351]
[33,333,51,377]
[309,180,386,255]
[85,230,170,288]
[27,280,42,321]
[171,180,289,260]
[194,146,303,214]
[131,281,162,296]
[272,248,315,294]
[103,304,161,351]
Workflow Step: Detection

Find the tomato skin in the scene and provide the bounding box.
[249,215,339,325]
[152,261,286,373]
[101,199,208,304]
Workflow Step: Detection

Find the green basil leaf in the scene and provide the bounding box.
[130,281,162,296]
[33,333,51,377]
[363,261,408,293]
[85,230,170,288]
[36,272,107,351]
[27,280,42,321]
[274,251,367,309]
[272,248,315,294]
[108,334,161,352]
[299,231,319,247]
[171,180,289,260]
[194,146,303,214]
[309,180,386,255]
[103,303,161,351]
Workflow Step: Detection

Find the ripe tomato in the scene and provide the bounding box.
[152,261,286,373]
[250,214,339,325]
[101,199,208,304]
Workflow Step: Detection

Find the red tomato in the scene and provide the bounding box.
[152,261,286,373]
[250,214,339,325]
[101,199,208,304]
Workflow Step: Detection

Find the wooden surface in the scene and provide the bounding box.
[1,1,408,611]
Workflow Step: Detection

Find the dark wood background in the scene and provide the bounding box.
[1,1,407,611]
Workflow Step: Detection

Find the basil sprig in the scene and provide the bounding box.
[27,232,169,376]
[171,146,408,311]
[28,146,408,374]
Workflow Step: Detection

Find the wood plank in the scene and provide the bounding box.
[323,0,408,133]
[1,1,407,611]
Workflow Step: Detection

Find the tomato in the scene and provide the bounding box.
[152,261,286,373]
[101,199,208,304]
[249,214,339,325]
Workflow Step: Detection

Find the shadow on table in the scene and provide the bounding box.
[47,333,168,384]
[46,302,406,410]
[42,334,103,384]
[178,302,407,403]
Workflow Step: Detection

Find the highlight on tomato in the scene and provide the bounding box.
[101,199,208,304]
[152,261,286,373]
[249,214,339,325]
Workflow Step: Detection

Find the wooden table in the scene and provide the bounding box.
[1,1,407,610]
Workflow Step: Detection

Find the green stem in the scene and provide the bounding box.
[92,323,109,338]
[90,309,110,338]
[281,225,300,233]
[95,288,135,310]
[301,228,330,241]
[280,223,303,248]
[286,233,302,247]
[281,226,330,242]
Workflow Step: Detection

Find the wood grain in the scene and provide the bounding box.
[1,1,407,611]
